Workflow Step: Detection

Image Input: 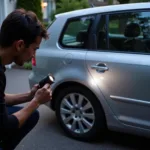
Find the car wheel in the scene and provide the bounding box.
[55,85,106,141]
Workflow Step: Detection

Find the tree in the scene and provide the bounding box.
[16,0,43,21]
[55,0,89,14]
[108,0,114,5]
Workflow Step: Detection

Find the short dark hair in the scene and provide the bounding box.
[0,9,49,48]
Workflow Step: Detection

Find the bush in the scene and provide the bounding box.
[55,0,89,15]
[43,22,49,28]
[16,0,43,21]
[23,61,32,70]
[50,10,56,22]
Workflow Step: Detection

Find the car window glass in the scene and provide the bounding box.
[60,16,95,49]
[97,11,150,53]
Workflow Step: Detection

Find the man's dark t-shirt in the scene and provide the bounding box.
[0,60,19,140]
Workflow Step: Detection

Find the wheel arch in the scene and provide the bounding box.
[51,81,105,115]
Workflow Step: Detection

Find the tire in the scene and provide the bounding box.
[55,85,106,142]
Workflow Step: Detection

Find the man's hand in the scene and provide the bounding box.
[13,84,52,128]
[28,84,39,101]
[33,83,52,105]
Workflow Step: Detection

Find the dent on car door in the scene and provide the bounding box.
[86,10,150,129]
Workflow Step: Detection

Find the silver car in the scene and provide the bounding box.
[29,2,150,141]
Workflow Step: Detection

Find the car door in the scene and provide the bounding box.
[86,10,150,129]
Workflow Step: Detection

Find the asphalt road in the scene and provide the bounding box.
[5,68,150,150]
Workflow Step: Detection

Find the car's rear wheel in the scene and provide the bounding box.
[55,85,106,141]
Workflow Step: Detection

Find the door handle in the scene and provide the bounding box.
[91,63,109,73]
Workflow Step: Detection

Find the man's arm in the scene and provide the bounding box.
[5,84,39,106]
[13,84,51,128]
[5,92,32,105]
[12,99,40,128]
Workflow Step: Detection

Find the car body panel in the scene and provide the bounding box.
[86,50,150,130]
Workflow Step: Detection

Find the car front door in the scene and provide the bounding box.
[86,10,150,129]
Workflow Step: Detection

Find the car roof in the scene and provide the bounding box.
[55,2,150,19]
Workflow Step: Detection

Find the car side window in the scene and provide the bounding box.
[60,16,95,49]
[97,11,150,53]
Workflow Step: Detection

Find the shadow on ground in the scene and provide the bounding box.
[49,114,149,150]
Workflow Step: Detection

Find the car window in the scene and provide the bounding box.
[60,16,95,49]
[97,11,150,53]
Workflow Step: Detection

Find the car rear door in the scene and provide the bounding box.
[86,10,150,129]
